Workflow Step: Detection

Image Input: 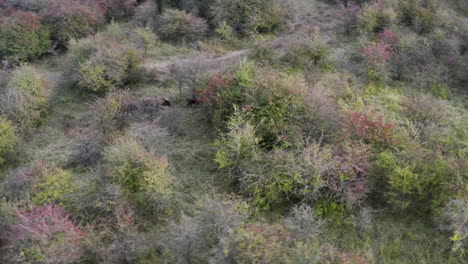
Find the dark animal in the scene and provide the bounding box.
[138,96,171,114]
[186,98,200,108]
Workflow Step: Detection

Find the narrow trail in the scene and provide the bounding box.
[143,0,339,76]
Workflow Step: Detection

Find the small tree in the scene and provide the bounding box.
[0,64,50,129]
[157,9,208,42]
[0,10,51,62]
[135,25,158,54]
[7,204,85,263]
[0,118,16,165]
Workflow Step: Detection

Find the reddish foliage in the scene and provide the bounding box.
[11,204,86,262]
[328,142,374,206]
[1,9,42,29]
[196,74,235,105]
[378,28,399,45]
[362,42,395,65]
[341,112,396,148]
[43,0,105,39]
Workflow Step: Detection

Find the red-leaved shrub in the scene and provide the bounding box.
[362,41,394,65]
[341,112,397,149]
[8,204,85,263]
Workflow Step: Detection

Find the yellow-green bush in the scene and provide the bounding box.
[200,62,308,149]
[0,64,49,128]
[0,119,17,166]
[0,10,52,62]
[157,9,208,42]
[68,35,142,94]
[358,1,397,33]
[103,137,172,201]
[210,0,285,37]
[32,165,75,206]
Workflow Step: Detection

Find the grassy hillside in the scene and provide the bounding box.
[0,0,467,263]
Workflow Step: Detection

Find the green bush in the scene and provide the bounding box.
[0,10,51,62]
[375,148,455,211]
[358,1,397,33]
[89,90,134,135]
[399,0,437,33]
[76,42,142,94]
[0,119,17,166]
[134,26,158,54]
[42,0,104,48]
[214,109,262,183]
[210,0,285,36]
[32,164,75,206]
[103,137,172,202]
[157,9,208,42]
[0,64,49,128]
[282,31,333,71]
[200,62,308,149]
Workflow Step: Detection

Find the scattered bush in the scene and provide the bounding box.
[31,164,75,206]
[362,41,395,82]
[6,204,85,263]
[165,195,248,263]
[200,62,308,148]
[399,0,438,33]
[0,10,51,62]
[134,25,158,54]
[282,31,333,71]
[439,199,468,255]
[77,45,142,94]
[157,9,208,42]
[341,111,397,149]
[358,0,397,34]
[42,0,104,48]
[0,118,16,165]
[209,0,285,36]
[89,90,134,135]
[219,222,292,263]
[0,64,49,128]
[103,137,172,204]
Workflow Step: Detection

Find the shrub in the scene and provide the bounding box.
[214,109,262,182]
[219,223,292,263]
[101,0,137,20]
[327,141,374,207]
[362,41,395,82]
[358,0,397,34]
[341,111,397,149]
[200,63,308,149]
[66,35,104,79]
[31,164,75,206]
[89,90,134,135]
[6,204,85,264]
[0,10,51,62]
[439,199,468,255]
[157,9,208,42]
[134,25,158,54]
[285,205,323,241]
[399,0,437,33]
[165,195,248,263]
[375,148,454,211]
[132,0,157,26]
[77,44,142,94]
[0,118,16,166]
[378,28,399,45]
[103,137,172,203]
[42,0,104,48]
[282,31,333,71]
[209,0,285,36]
[0,64,49,128]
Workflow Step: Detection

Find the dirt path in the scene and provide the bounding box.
[143,0,339,76]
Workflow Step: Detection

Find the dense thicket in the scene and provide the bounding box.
[0,0,467,263]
